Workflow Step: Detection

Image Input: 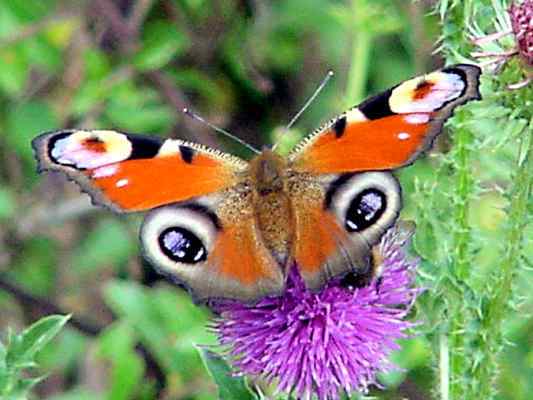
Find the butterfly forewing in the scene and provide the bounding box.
[32,129,247,212]
[289,64,481,174]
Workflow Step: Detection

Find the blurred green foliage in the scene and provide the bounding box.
[0,315,69,399]
[0,0,531,399]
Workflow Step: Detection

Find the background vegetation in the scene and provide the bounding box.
[0,0,531,399]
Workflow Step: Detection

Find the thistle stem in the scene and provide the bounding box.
[476,119,533,399]
[439,331,450,400]
[345,0,372,105]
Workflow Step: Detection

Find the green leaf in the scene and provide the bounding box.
[5,0,50,22]
[98,323,144,400]
[47,388,98,400]
[196,347,255,400]
[83,49,111,80]
[413,219,438,261]
[104,96,174,133]
[71,79,108,116]
[72,219,135,273]
[0,188,16,219]
[12,376,44,395]
[103,281,212,381]
[6,315,70,368]
[69,50,114,116]
[10,237,58,296]
[37,329,87,373]
[170,69,229,107]
[44,17,78,48]
[20,36,62,73]
[5,101,58,160]
[0,341,6,363]
[0,3,21,38]
[133,21,189,71]
[102,281,171,365]
[0,49,29,96]
[1,315,69,399]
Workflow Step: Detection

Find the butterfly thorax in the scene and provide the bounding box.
[249,150,294,266]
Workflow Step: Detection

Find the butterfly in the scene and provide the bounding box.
[32,64,481,303]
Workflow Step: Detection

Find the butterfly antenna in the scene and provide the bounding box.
[272,69,334,152]
[182,108,261,155]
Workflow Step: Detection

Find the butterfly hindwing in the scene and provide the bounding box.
[288,171,402,290]
[140,192,285,302]
[290,64,481,173]
[32,129,247,212]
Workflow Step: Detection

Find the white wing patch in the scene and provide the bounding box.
[404,113,430,124]
[389,71,466,114]
[50,130,132,169]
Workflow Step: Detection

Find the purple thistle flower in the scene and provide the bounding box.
[212,224,421,400]
[509,0,533,67]
[471,0,533,89]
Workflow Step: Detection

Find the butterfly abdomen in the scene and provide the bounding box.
[249,150,294,267]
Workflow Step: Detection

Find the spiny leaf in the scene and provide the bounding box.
[6,315,70,368]
[1,315,69,399]
[196,346,256,400]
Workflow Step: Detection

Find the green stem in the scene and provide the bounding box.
[492,119,533,321]
[450,114,474,282]
[437,2,479,397]
[476,119,533,399]
[345,0,372,106]
[448,301,466,398]
[439,330,450,400]
[447,111,475,399]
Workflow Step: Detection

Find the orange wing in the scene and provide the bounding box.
[288,172,402,290]
[140,200,284,303]
[291,203,358,288]
[32,130,247,212]
[207,222,285,300]
[290,64,481,174]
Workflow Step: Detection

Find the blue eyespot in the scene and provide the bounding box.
[159,227,207,264]
[345,189,386,232]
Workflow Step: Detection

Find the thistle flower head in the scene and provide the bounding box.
[509,0,533,66]
[212,224,421,400]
